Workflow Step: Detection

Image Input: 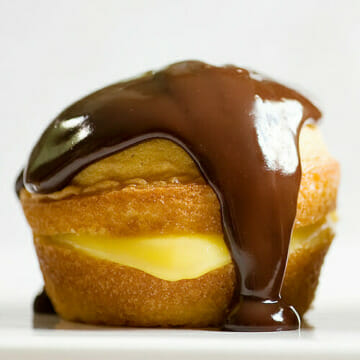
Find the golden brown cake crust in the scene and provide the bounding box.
[296,154,339,227]
[22,185,221,237]
[34,223,333,327]
[21,150,339,237]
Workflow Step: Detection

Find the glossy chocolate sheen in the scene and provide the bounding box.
[19,61,321,331]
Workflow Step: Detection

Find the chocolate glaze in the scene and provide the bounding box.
[18,61,321,331]
[15,170,24,197]
[33,289,55,314]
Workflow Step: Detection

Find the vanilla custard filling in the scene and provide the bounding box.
[49,234,230,281]
[44,213,335,281]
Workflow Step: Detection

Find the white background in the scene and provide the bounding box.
[0,0,359,313]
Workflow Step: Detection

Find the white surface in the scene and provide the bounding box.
[0,0,359,358]
[1,298,360,360]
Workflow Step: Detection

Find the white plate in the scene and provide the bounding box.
[1,298,359,360]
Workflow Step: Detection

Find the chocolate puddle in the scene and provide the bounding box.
[18,61,321,331]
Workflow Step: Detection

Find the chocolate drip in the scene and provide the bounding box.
[15,170,24,197]
[33,289,55,314]
[18,61,321,331]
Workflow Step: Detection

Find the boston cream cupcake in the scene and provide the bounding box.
[17,61,339,331]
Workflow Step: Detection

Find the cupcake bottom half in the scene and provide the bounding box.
[33,212,334,327]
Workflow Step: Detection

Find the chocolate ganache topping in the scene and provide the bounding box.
[18,61,321,331]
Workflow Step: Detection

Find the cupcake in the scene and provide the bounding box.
[17,61,340,331]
